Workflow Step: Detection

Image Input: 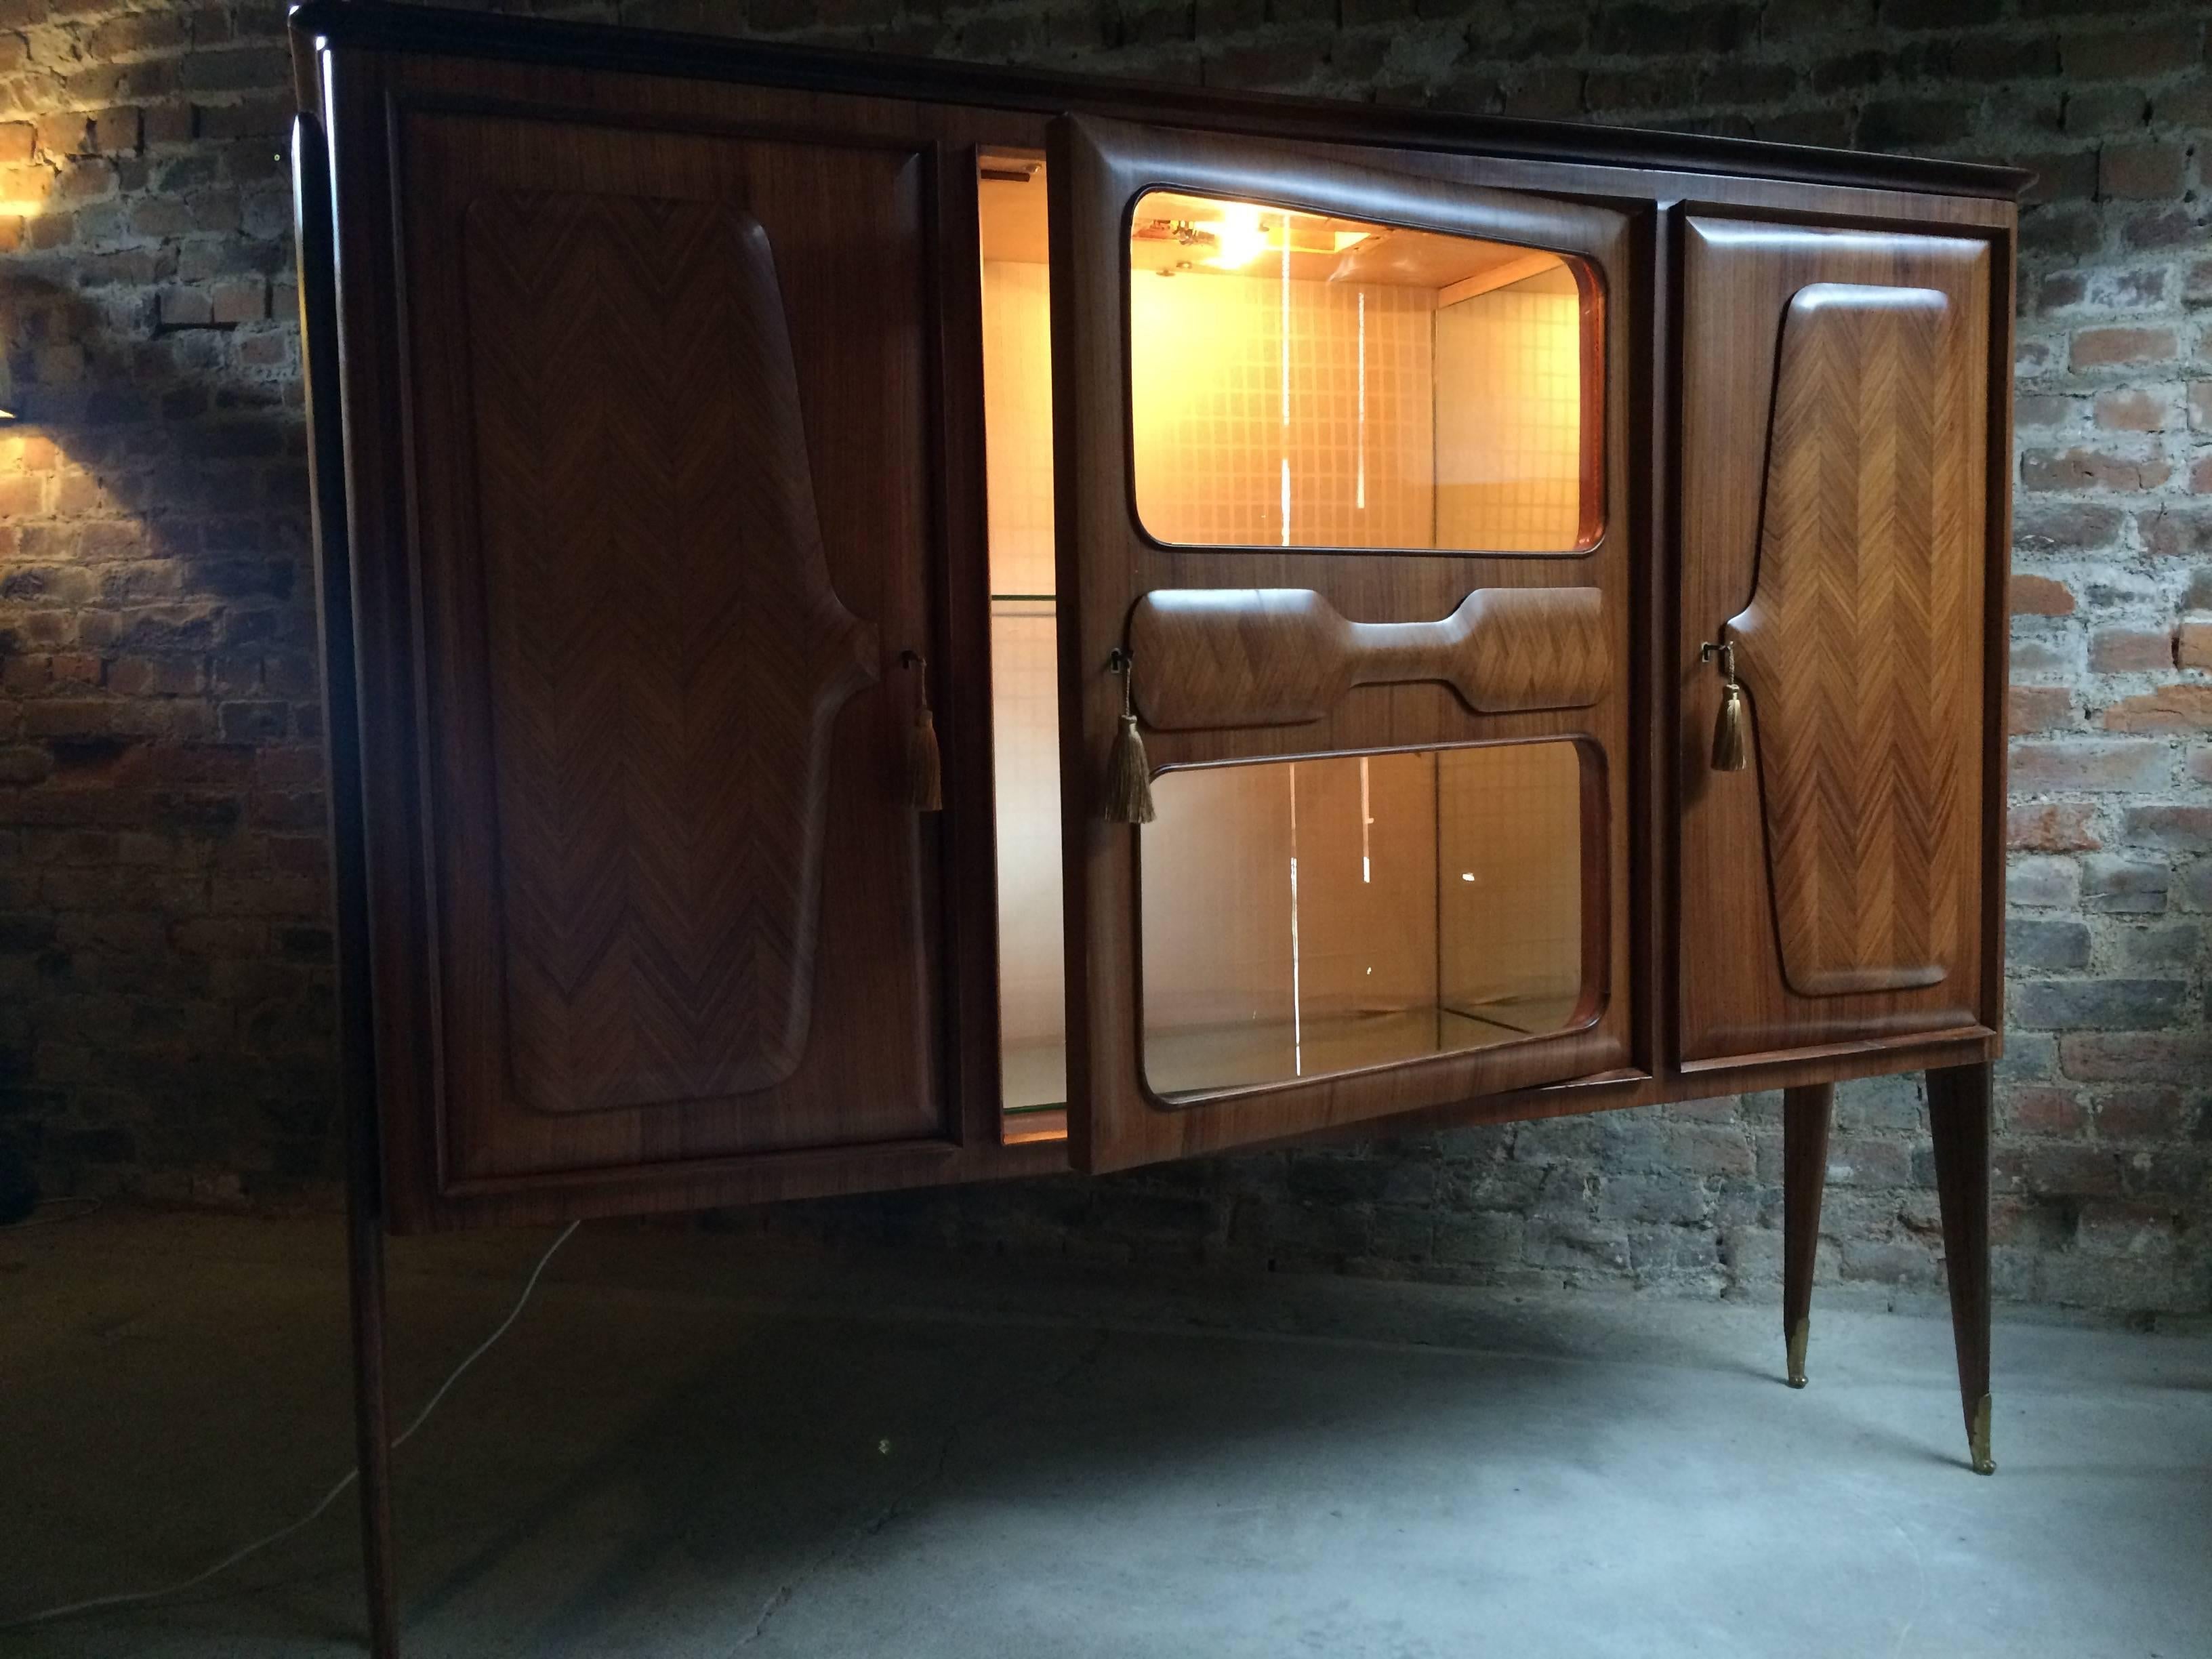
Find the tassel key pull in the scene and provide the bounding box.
[1104,649,1155,825]
[1700,639,1748,774]
[899,650,943,813]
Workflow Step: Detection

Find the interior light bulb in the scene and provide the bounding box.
[1202,203,1271,270]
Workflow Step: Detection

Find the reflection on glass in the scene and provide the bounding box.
[1141,743,1585,1101]
[1128,190,1595,555]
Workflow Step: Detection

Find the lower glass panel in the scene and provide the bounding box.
[1139,742,1585,1102]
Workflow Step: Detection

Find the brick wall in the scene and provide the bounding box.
[1,0,2205,1313]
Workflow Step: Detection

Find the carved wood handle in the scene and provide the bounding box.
[1127,587,1607,731]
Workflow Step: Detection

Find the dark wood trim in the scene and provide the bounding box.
[289,0,2030,202]
[1781,1082,1832,1389]
[1927,1060,1995,1475]
[292,105,401,1658]
[928,140,1009,1151]
[1979,228,2018,1040]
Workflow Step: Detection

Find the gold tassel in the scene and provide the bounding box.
[1103,649,1154,825]
[1702,639,1749,774]
[1712,678,1748,773]
[901,651,943,813]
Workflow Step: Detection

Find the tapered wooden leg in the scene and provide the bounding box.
[1927,1061,1995,1475]
[1781,1083,1833,1389]
[347,1192,400,1657]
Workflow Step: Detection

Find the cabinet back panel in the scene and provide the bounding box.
[395,108,946,1179]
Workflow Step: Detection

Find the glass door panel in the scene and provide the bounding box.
[1048,115,1633,1173]
[1128,190,1599,555]
[1141,742,1587,1101]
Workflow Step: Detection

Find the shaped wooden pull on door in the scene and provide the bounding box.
[1700,639,1748,773]
[1127,587,1607,732]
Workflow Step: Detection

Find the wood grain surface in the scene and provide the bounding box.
[1053,115,1638,1174]
[1129,586,1607,730]
[1731,283,1973,998]
[464,190,876,1113]
[305,26,2013,1231]
[388,104,960,1203]
[1677,217,1996,1061]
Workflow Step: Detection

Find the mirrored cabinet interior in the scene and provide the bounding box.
[289,6,2024,1647]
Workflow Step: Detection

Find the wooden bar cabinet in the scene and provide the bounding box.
[287,5,2025,1650]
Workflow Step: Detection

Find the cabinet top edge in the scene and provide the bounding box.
[288,0,2032,203]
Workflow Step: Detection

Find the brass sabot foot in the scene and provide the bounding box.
[1785,1316,1809,1389]
[1968,1393,1995,1476]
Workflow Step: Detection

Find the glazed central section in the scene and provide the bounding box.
[979,160,1601,1124]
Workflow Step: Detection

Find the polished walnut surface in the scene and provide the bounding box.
[294,29,2020,1632]
[1729,280,1979,1002]
[299,9,2013,1226]
[464,190,877,1113]
[1128,588,1608,730]
[1676,218,1995,1067]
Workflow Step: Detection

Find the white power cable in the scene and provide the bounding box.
[1,1219,581,1632]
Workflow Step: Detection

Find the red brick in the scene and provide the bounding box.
[2008,802,2102,853]
[2010,684,2073,733]
[2011,573,2076,615]
[2020,447,2170,491]
[207,278,266,324]
[2060,1031,2212,1083]
[2097,142,2185,200]
[2088,628,2174,672]
[2142,508,2212,558]
[2070,327,2178,369]
[1994,1143,2125,1198]
[2101,685,2212,733]
[2093,388,2174,431]
[2064,24,2205,82]
[2005,1085,2089,1136]
[2010,739,2173,790]
[2177,622,2212,670]
[107,655,203,697]
[2120,805,2212,852]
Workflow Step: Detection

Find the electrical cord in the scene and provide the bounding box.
[1,1220,582,1633]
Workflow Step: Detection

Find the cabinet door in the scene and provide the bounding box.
[320,77,996,1227]
[1677,216,2002,1065]
[1049,117,1637,1174]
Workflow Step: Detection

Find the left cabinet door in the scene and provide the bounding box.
[314,79,985,1228]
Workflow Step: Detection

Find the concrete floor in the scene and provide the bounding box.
[2,1209,2207,1659]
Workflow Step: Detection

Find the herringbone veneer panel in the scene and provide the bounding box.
[1729,282,1971,998]
[464,190,876,1113]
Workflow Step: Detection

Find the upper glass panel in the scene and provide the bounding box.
[1128,190,1599,556]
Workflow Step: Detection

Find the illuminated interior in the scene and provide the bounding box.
[1128,188,1595,554]
[1141,744,1585,1099]
[979,154,1067,1132]
[977,159,1596,1129]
